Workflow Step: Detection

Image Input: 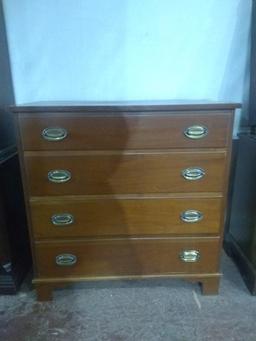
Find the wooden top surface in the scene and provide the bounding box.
[10,100,241,113]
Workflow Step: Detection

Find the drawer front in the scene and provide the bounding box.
[25,152,226,196]
[31,197,222,238]
[35,238,220,277]
[19,113,231,150]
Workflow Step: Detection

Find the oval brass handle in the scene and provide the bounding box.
[48,170,71,183]
[51,213,74,226]
[180,210,203,223]
[180,250,200,263]
[42,127,68,141]
[182,167,205,181]
[56,254,77,266]
[184,125,208,139]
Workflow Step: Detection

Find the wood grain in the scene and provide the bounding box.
[12,103,237,298]
[35,237,220,277]
[24,151,226,196]
[19,113,232,150]
[30,197,222,238]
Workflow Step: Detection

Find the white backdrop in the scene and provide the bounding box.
[2,0,252,132]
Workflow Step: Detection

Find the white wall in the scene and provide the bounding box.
[2,0,252,131]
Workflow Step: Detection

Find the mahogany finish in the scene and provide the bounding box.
[24,151,226,196]
[35,238,220,277]
[19,113,231,150]
[13,102,238,300]
[30,196,222,238]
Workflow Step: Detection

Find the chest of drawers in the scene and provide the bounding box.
[13,102,238,301]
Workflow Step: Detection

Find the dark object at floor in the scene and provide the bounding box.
[225,134,256,295]
[0,1,31,294]
[249,0,256,126]
[0,149,31,294]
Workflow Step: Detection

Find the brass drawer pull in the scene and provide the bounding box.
[184,125,208,139]
[180,210,203,223]
[48,170,71,183]
[51,213,74,226]
[180,250,200,263]
[42,127,68,141]
[56,254,77,266]
[182,167,205,181]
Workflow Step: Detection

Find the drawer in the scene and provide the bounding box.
[35,238,220,277]
[25,151,226,196]
[30,197,222,238]
[19,113,232,150]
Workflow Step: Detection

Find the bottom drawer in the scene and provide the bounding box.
[35,238,220,277]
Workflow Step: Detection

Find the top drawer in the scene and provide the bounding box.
[18,112,232,151]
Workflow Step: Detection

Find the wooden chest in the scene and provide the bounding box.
[13,102,238,300]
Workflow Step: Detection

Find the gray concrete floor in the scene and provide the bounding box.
[0,252,255,341]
